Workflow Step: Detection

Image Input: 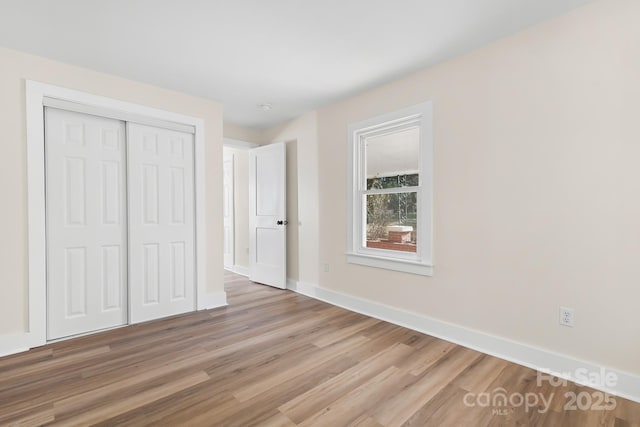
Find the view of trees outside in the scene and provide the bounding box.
[366,174,418,242]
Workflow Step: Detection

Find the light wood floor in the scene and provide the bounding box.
[1,271,638,426]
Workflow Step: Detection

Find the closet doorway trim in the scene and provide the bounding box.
[26,80,209,349]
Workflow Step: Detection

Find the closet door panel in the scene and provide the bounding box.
[128,123,196,323]
[45,108,127,340]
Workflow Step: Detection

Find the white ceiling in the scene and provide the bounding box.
[0,0,592,129]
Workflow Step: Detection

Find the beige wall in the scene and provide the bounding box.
[0,46,224,336]
[263,112,319,285]
[223,146,250,269]
[224,122,263,145]
[311,0,640,375]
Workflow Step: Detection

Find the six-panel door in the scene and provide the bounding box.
[45,108,198,339]
[45,108,128,340]
[127,123,196,324]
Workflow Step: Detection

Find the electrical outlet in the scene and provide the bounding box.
[323,263,330,272]
[559,307,575,327]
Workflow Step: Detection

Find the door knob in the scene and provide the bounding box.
[277,220,288,225]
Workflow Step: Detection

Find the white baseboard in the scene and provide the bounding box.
[228,265,249,277]
[0,332,35,358]
[287,281,640,404]
[199,291,228,310]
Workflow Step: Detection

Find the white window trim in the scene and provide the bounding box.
[347,101,434,276]
[25,80,209,349]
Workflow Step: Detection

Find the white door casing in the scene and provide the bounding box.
[45,108,128,340]
[223,154,235,268]
[249,143,287,289]
[127,123,196,323]
[25,81,211,352]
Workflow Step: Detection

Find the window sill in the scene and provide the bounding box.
[346,253,433,276]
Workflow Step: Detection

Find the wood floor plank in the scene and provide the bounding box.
[50,371,210,426]
[372,347,483,427]
[5,409,55,427]
[233,334,370,402]
[0,348,53,370]
[261,412,297,427]
[617,398,640,426]
[93,384,237,427]
[280,342,414,423]
[0,403,54,426]
[0,271,637,426]
[298,366,404,427]
[52,351,213,414]
[349,415,386,427]
[452,353,510,393]
[0,344,208,417]
[405,338,457,376]
[211,356,358,427]
[0,345,110,382]
[312,317,380,348]
[401,383,479,427]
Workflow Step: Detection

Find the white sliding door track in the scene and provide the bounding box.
[43,97,196,134]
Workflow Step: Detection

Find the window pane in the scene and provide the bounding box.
[367,174,418,190]
[365,127,419,189]
[365,192,417,253]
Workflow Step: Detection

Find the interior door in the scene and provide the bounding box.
[127,123,196,323]
[45,108,128,340]
[223,154,235,269]
[249,142,287,289]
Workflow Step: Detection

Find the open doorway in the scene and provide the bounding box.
[223,139,258,276]
[222,137,299,290]
[223,152,234,269]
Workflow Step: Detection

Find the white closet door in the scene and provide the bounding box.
[127,123,196,323]
[45,108,128,340]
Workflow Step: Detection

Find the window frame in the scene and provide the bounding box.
[347,101,433,276]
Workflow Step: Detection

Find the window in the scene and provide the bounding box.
[347,102,433,276]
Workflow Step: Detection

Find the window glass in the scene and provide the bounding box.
[365,192,417,252]
[365,127,420,189]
